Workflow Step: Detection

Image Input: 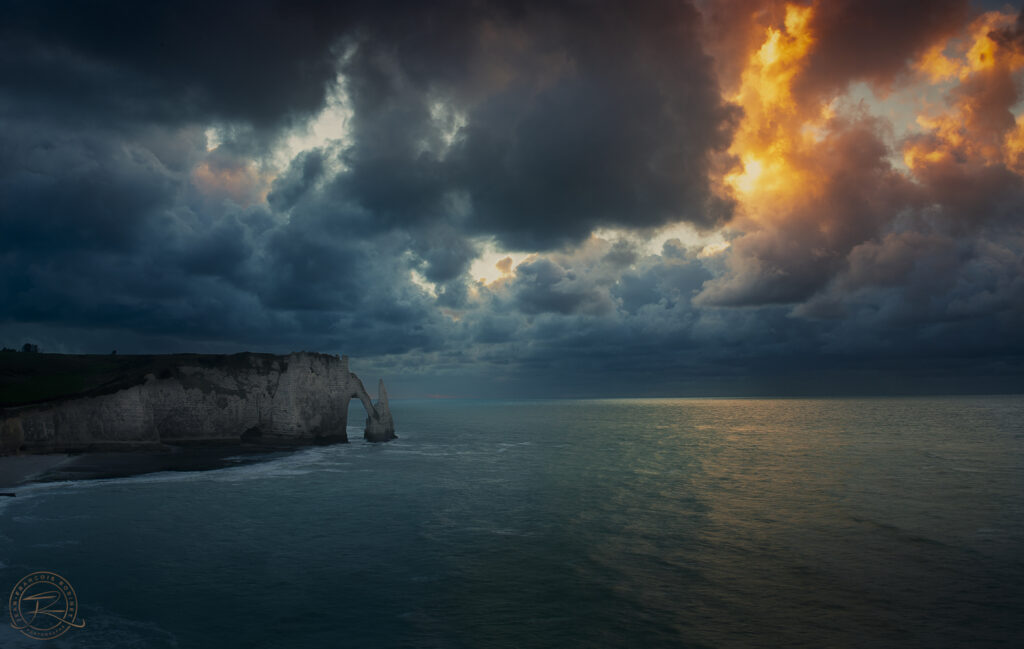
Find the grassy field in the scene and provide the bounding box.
[0,351,280,408]
[0,352,162,407]
[0,352,311,407]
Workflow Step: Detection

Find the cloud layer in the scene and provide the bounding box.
[1,0,1022,395]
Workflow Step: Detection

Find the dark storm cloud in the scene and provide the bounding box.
[793,0,968,101]
[613,245,711,314]
[373,0,1022,394]
[0,0,353,128]
[0,0,741,355]
[335,0,738,249]
[1,0,1022,396]
[0,121,180,254]
[510,257,614,316]
[267,150,327,213]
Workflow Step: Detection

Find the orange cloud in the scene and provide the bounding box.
[721,3,825,218]
[192,160,274,207]
[907,10,1024,174]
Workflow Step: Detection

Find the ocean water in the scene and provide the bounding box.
[1,397,1023,648]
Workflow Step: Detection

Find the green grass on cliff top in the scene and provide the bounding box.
[0,351,282,408]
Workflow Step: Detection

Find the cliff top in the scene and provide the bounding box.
[0,351,341,409]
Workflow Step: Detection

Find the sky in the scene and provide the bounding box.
[2,0,1023,397]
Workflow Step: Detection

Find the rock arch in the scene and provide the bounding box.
[343,370,395,442]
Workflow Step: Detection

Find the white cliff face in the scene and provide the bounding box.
[3,353,394,453]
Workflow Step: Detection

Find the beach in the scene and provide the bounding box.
[0,454,71,489]
[0,448,286,489]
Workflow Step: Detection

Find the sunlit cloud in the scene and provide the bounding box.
[191,159,273,207]
[278,74,354,168]
[469,241,533,286]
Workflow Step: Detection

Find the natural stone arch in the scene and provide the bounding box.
[341,371,395,442]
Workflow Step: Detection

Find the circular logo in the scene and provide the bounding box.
[8,571,86,640]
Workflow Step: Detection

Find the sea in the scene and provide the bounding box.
[1,397,1022,648]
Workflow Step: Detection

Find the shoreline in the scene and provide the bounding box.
[0,446,300,489]
[0,454,74,489]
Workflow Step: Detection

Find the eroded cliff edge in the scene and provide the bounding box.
[0,352,395,454]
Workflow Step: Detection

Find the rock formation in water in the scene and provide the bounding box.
[0,352,395,453]
[364,379,395,443]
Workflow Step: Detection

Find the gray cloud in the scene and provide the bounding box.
[0,0,1022,396]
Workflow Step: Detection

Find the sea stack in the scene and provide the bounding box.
[364,379,396,442]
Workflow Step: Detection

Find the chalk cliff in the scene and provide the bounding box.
[1,352,395,453]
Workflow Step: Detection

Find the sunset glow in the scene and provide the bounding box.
[720,2,1024,253]
[723,4,820,210]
